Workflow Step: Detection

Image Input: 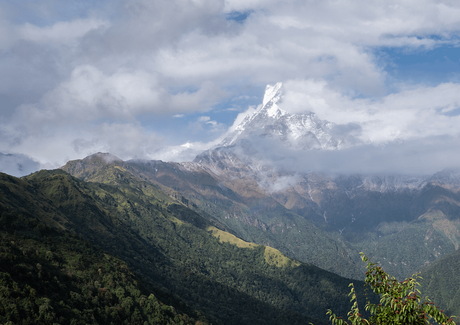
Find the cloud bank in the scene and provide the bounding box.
[1,0,460,175]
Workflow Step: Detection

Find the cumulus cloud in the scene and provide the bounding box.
[72,122,165,159]
[188,116,228,135]
[22,65,226,121]
[280,79,460,146]
[2,0,460,172]
[0,116,165,170]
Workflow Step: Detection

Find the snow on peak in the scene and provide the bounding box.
[262,82,283,107]
[261,82,286,118]
[265,101,285,118]
[218,81,342,150]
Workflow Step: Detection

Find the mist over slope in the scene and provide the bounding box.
[61,151,460,283]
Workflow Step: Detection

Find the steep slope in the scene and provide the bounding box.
[62,153,365,279]
[1,170,371,324]
[62,152,460,281]
[420,248,460,317]
[0,206,203,325]
[192,146,460,280]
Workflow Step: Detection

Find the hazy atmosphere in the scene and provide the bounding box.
[2,0,460,176]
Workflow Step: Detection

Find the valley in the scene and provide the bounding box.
[0,169,369,324]
[2,84,460,324]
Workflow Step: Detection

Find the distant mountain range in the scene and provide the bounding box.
[61,149,460,283]
[2,82,460,323]
[2,151,460,323]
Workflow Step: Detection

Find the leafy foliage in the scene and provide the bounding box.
[327,253,456,325]
[0,207,206,325]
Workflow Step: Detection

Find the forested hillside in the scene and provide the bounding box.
[420,248,460,317]
[0,207,204,325]
[61,152,460,282]
[0,170,371,324]
[62,153,365,280]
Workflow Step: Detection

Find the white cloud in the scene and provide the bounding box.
[0,120,164,170]
[150,138,222,162]
[18,19,109,46]
[280,79,460,145]
[234,132,460,175]
[2,0,460,172]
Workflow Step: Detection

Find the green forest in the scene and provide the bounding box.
[1,163,458,324]
[0,170,370,324]
[0,209,204,325]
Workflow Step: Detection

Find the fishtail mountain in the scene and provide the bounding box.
[184,82,460,281]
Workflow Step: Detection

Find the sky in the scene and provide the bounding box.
[1,0,460,176]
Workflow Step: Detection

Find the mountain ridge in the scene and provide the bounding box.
[1,167,377,324]
[62,152,365,279]
[61,150,460,282]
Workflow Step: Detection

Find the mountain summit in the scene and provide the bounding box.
[220,82,345,150]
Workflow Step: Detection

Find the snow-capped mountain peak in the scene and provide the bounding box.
[219,82,344,150]
[258,82,287,119]
[262,82,283,106]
